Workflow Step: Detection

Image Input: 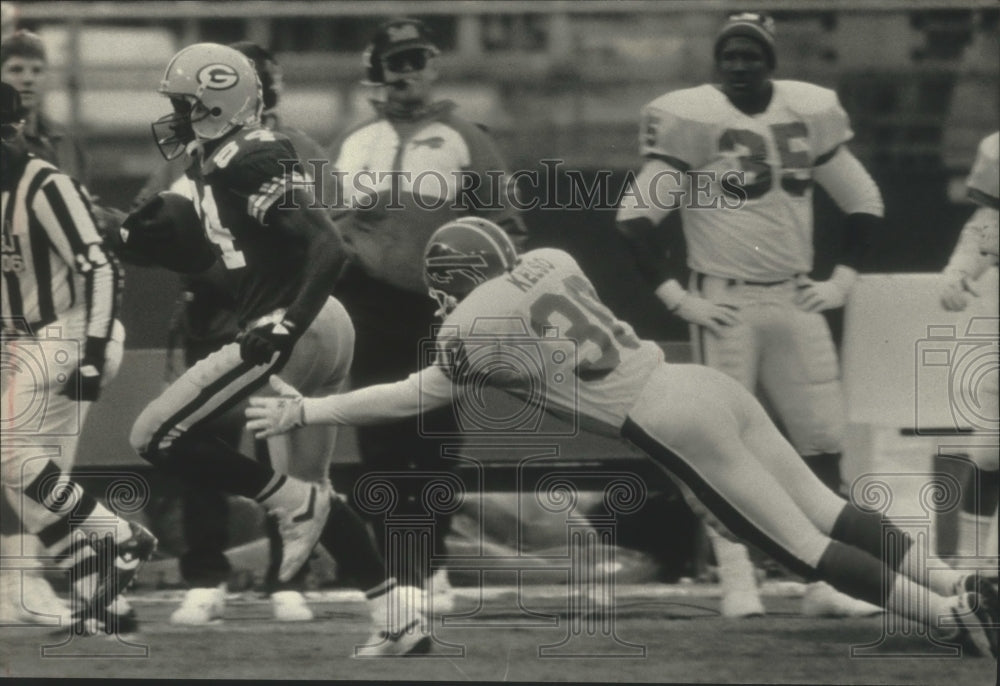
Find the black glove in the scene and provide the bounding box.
[59,336,108,402]
[238,319,298,365]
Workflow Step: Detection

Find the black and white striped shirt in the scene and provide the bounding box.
[2,156,118,340]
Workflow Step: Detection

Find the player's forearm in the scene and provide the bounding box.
[840,212,880,272]
[944,217,992,280]
[82,256,120,342]
[283,221,345,330]
[616,158,683,287]
[301,370,453,426]
[616,216,673,287]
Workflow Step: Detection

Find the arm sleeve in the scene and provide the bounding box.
[616,158,687,287]
[966,133,999,209]
[638,103,703,172]
[302,366,455,426]
[616,157,686,229]
[813,147,883,217]
[270,207,347,330]
[944,207,997,279]
[222,139,313,227]
[32,174,118,341]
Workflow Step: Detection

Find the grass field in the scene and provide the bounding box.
[2,584,996,683]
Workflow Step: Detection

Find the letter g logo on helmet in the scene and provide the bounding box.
[196,64,240,90]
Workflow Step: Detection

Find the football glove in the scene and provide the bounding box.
[939,272,977,312]
[794,265,857,313]
[238,319,298,365]
[246,375,306,439]
[59,336,108,402]
[655,279,740,337]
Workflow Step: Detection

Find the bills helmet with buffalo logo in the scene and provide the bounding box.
[424,217,520,316]
[153,43,263,160]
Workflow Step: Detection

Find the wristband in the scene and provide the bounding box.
[829,265,857,294]
[654,279,687,312]
[83,336,109,371]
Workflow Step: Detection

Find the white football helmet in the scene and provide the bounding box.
[424,217,520,316]
[153,43,262,160]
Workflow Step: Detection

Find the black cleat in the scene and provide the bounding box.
[951,592,998,658]
[90,522,157,613]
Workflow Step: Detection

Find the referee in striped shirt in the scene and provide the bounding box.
[1,81,155,632]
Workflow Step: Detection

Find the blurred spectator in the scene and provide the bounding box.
[0,30,87,182]
[327,17,527,610]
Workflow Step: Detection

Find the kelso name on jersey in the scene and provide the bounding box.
[505,255,556,292]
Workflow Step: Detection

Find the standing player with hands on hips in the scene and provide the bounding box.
[121,44,429,656]
[248,215,998,658]
[937,131,999,562]
[616,11,885,618]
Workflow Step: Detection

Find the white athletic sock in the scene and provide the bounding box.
[707,527,758,592]
[258,475,311,513]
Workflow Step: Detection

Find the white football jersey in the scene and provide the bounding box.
[640,80,852,281]
[436,248,664,433]
[967,131,999,209]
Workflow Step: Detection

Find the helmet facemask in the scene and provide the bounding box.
[152,43,264,161]
[152,96,205,160]
[428,286,460,318]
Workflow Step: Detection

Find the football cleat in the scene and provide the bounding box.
[271,590,314,622]
[274,483,332,583]
[0,569,71,626]
[170,585,226,625]
[355,583,430,657]
[425,568,455,615]
[955,571,999,612]
[70,603,140,637]
[720,589,766,618]
[949,592,998,658]
[90,522,157,614]
[801,581,882,618]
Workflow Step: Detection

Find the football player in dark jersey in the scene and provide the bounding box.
[126,43,428,655]
[130,41,340,627]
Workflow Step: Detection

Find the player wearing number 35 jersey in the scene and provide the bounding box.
[616,12,885,618]
[247,216,998,658]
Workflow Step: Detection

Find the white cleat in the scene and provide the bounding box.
[425,568,455,615]
[801,581,882,618]
[274,483,332,583]
[0,570,72,626]
[271,590,314,622]
[355,583,430,657]
[169,585,226,625]
[720,589,766,618]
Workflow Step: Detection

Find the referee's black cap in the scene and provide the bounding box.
[1,81,25,125]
